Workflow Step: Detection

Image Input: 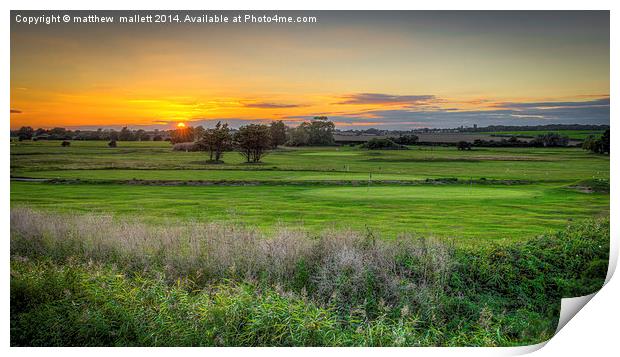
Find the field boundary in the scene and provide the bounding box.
[10,176,535,186]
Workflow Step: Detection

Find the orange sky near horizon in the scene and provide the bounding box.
[10,11,610,130]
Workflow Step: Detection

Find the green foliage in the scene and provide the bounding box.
[10,219,609,346]
[362,138,407,150]
[269,121,288,148]
[286,117,335,146]
[582,129,610,154]
[457,141,472,150]
[530,132,570,147]
[391,134,419,145]
[234,124,272,163]
[197,121,232,162]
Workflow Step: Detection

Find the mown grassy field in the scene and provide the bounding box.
[11,140,609,243]
[10,182,609,242]
[10,138,610,346]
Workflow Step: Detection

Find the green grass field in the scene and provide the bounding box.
[10,139,609,243]
[10,137,611,346]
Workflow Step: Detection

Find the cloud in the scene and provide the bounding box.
[494,98,609,109]
[335,93,436,105]
[10,109,22,114]
[242,102,302,109]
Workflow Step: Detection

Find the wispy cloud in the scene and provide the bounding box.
[493,98,610,109]
[10,109,22,114]
[335,93,436,105]
[242,102,303,109]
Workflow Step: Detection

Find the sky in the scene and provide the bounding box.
[10,11,610,130]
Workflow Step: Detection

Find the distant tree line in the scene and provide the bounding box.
[335,124,609,136]
[12,126,168,142]
[469,133,571,148]
[458,124,609,133]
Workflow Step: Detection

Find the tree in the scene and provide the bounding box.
[582,130,610,154]
[285,117,335,146]
[287,125,310,146]
[531,132,569,147]
[457,141,472,150]
[135,129,149,141]
[170,126,195,144]
[16,126,34,141]
[391,134,419,145]
[198,121,232,162]
[600,129,610,154]
[119,127,134,141]
[363,138,407,150]
[234,124,271,163]
[269,121,287,148]
[307,116,335,145]
[193,126,206,141]
[108,130,119,141]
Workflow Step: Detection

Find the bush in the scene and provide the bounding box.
[362,138,407,150]
[391,135,419,145]
[457,141,472,150]
[108,140,117,148]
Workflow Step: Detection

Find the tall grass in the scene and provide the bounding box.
[10,207,452,310]
[10,208,609,346]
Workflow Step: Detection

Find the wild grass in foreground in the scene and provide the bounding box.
[10,208,609,346]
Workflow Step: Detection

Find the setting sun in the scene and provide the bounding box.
[176,122,186,128]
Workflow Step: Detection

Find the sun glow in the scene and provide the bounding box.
[176,122,186,128]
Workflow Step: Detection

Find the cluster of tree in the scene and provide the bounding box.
[471,137,530,148]
[181,117,334,163]
[191,121,287,163]
[286,116,335,146]
[529,132,570,147]
[389,134,419,145]
[196,122,232,162]
[582,129,610,154]
[362,138,408,150]
[170,126,205,144]
[467,133,571,148]
[457,141,472,150]
[12,126,168,141]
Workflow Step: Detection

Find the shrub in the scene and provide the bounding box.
[362,138,407,150]
[108,140,117,148]
[391,135,419,145]
[457,141,472,150]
